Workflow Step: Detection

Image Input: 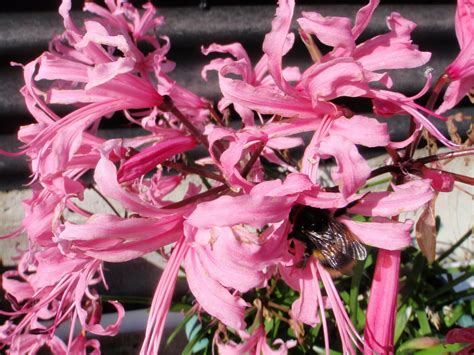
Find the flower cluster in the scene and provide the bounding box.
[1,0,473,354]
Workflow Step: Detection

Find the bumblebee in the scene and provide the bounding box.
[289,205,367,275]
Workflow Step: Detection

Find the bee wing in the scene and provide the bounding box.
[330,220,367,261]
[305,220,367,269]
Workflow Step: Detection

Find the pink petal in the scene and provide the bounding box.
[262,0,299,95]
[250,173,314,197]
[437,72,474,114]
[141,237,188,355]
[297,190,356,209]
[298,11,354,53]
[59,214,182,262]
[421,168,455,192]
[35,53,88,82]
[348,179,434,216]
[318,135,371,197]
[184,249,247,330]
[330,115,389,148]
[75,267,125,336]
[117,135,196,182]
[86,57,136,90]
[186,194,292,229]
[94,157,168,217]
[218,71,334,118]
[303,59,370,102]
[352,0,380,39]
[2,271,34,303]
[340,217,413,250]
[280,264,320,326]
[191,224,286,292]
[201,43,253,82]
[355,13,431,71]
[364,250,401,354]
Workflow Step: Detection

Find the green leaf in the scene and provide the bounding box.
[428,271,474,301]
[349,258,366,325]
[166,313,194,346]
[416,310,432,336]
[363,177,391,189]
[311,345,343,354]
[394,305,412,344]
[169,303,192,312]
[398,337,441,352]
[413,343,464,354]
[182,330,208,355]
[264,317,274,333]
[340,290,349,304]
[271,317,281,340]
[437,229,472,263]
[444,303,464,327]
[185,315,201,340]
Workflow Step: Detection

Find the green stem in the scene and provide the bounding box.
[437,229,473,263]
[427,270,474,301]
[349,259,366,326]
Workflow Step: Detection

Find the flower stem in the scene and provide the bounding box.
[414,148,474,164]
[162,161,226,183]
[267,301,289,313]
[162,184,229,209]
[159,96,209,148]
[91,185,122,217]
[241,141,266,178]
[208,105,224,126]
[426,74,449,111]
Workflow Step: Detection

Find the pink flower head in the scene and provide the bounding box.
[437,0,474,114]
[1,248,124,350]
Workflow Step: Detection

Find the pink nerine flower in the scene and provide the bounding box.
[437,0,474,114]
[2,0,463,353]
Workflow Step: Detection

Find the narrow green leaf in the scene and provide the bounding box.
[394,305,412,344]
[182,330,207,355]
[444,303,464,327]
[413,343,464,354]
[416,310,432,336]
[349,258,366,325]
[311,345,343,354]
[428,271,474,301]
[340,290,349,304]
[272,317,281,340]
[356,307,366,330]
[264,317,274,333]
[398,336,440,352]
[166,313,194,346]
[437,229,472,263]
[169,303,192,312]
